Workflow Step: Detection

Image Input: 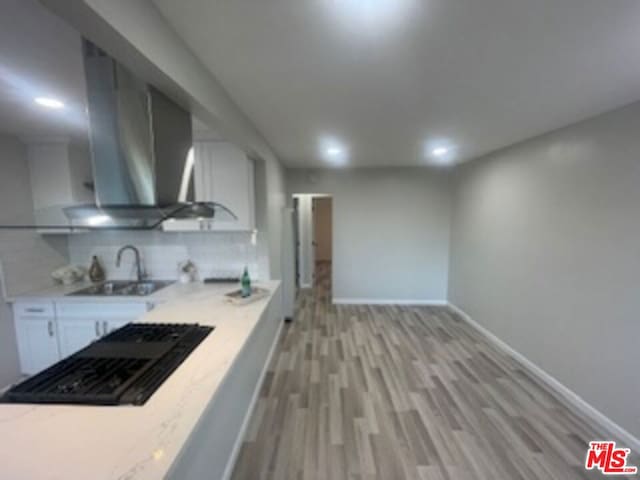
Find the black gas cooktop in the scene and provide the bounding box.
[3,323,213,406]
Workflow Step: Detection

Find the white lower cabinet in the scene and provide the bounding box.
[13,302,59,376]
[55,302,149,358]
[103,318,130,335]
[56,318,101,359]
[14,301,150,375]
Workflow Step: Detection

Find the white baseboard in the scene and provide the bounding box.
[447,303,640,452]
[221,318,285,480]
[333,298,448,306]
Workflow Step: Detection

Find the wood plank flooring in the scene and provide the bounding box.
[231,262,637,479]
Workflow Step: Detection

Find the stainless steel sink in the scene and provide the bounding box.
[68,280,173,297]
[116,281,174,296]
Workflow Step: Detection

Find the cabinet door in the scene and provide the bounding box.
[14,317,60,375]
[57,318,101,359]
[55,302,147,351]
[103,318,129,335]
[193,141,255,231]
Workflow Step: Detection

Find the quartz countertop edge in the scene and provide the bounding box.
[0,279,282,480]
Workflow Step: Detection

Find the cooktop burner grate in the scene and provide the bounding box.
[3,323,213,406]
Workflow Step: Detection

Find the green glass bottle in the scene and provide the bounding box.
[241,267,252,298]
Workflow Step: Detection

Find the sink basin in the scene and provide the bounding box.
[68,280,173,297]
[116,281,174,296]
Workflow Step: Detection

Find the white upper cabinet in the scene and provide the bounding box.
[194,141,255,230]
[164,141,255,232]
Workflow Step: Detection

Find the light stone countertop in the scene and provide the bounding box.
[6,278,241,304]
[0,280,282,480]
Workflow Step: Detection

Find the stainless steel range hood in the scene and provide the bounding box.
[0,39,235,231]
[84,39,192,209]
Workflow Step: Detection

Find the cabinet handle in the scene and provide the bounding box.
[103,321,109,335]
[47,320,54,337]
[95,321,100,337]
[26,308,45,313]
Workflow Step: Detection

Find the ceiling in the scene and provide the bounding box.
[0,0,224,146]
[153,0,640,168]
[0,0,89,140]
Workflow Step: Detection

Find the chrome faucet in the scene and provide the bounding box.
[115,245,145,282]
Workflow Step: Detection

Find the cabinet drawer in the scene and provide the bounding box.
[13,301,55,318]
[55,302,148,318]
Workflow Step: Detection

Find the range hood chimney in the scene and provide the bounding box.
[60,39,236,230]
[83,39,193,207]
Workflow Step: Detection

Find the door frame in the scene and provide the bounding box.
[291,193,332,289]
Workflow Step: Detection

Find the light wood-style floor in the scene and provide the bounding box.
[232,262,636,479]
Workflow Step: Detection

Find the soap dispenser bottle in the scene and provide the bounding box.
[88,255,105,283]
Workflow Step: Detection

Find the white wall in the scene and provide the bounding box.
[0,134,69,387]
[288,168,451,303]
[264,160,286,281]
[68,231,261,281]
[449,101,640,440]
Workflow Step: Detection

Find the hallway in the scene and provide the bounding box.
[232,262,634,479]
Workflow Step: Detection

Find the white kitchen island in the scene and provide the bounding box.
[0,280,283,480]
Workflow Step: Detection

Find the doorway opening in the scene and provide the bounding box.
[292,194,333,297]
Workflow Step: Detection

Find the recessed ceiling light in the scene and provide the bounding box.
[328,0,415,34]
[319,136,348,166]
[431,147,448,157]
[425,140,457,166]
[34,97,65,109]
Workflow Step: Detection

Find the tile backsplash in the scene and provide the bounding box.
[68,231,262,282]
[0,231,68,297]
